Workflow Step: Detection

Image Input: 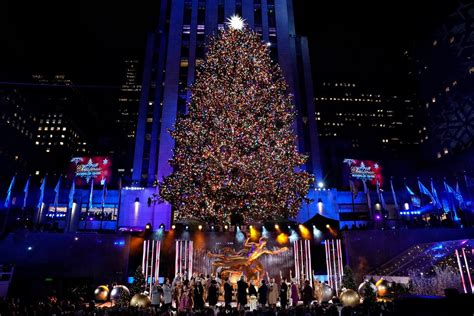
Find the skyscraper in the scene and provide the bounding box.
[131,0,321,224]
[117,60,141,139]
[315,81,422,187]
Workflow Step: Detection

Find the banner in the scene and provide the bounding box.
[69,156,112,186]
[343,159,383,186]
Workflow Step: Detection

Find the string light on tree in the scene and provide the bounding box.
[159,21,313,224]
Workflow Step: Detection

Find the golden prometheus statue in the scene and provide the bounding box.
[208,236,288,281]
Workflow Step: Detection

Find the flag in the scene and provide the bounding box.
[101,179,107,208]
[88,180,94,210]
[37,176,47,209]
[418,180,435,203]
[53,177,61,208]
[464,174,474,187]
[23,176,30,209]
[444,181,461,220]
[390,178,399,209]
[456,181,465,207]
[362,180,372,212]
[4,175,16,208]
[349,180,358,200]
[68,178,76,210]
[406,185,416,196]
[445,181,463,203]
[376,180,386,209]
[430,179,441,209]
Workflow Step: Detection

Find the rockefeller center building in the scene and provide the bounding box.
[132,0,322,193]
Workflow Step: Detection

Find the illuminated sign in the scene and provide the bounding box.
[343,158,383,186]
[69,156,112,186]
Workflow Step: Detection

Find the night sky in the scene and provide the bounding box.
[1,0,458,86]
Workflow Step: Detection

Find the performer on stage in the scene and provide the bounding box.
[258,279,268,307]
[224,278,233,308]
[290,279,299,307]
[280,278,288,309]
[248,279,258,311]
[268,277,279,308]
[237,275,248,310]
[207,277,219,308]
[193,280,205,311]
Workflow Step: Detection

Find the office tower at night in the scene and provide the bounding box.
[415,1,474,164]
[117,60,141,139]
[132,0,321,193]
[315,81,423,187]
[0,74,90,175]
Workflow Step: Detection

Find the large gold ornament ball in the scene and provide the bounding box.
[130,293,151,308]
[340,289,360,307]
[110,285,130,302]
[318,283,334,302]
[94,285,109,302]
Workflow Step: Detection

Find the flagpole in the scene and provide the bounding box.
[463,171,473,208]
[1,174,16,234]
[350,182,355,227]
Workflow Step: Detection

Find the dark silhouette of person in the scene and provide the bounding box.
[194,281,205,311]
[258,279,268,307]
[280,279,288,308]
[224,278,233,308]
[207,278,219,307]
[237,276,248,309]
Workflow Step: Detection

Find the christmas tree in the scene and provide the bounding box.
[130,266,146,296]
[160,16,312,224]
[340,266,357,291]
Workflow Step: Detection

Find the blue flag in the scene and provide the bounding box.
[68,179,76,210]
[455,182,465,206]
[23,176,30,209]
[101,179,107,208]
[37,176,47,209]
[4,175,16,208]
[53,177,61,208]
[418,180,435,203]
[390,178,399,209]
[406,185,416,196]
[88,180,94,210]
[430,179,441,208]
[376,180,386,209]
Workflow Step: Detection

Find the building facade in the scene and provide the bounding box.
[414,1,474,163]
[314,81,423,187]
[132,0,321,186]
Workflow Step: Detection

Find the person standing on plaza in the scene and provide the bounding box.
[224,278,233,308]
[290,279,299,307]
[258,279,268,308]
[237,275,248,310]
[268,278,279,308]
[162,278,173,311]
[279,278,288,309]
[207,277,219,308]
[193,280,205,311]
[302,280,313,306]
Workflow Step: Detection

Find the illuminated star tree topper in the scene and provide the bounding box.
[226,14,245,30]
[160,23,313,224]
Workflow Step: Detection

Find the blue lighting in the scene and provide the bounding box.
[114,240,125,246]
[289,229,299,242]
[235,226,245,243]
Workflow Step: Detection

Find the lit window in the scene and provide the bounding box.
[46,148,50,153]
[61,135,65,138]
[60,142,64,145]
[35,170,40,175]
[38,127,42,131]
[63,127,66,131]
[44,127,48,131]
[35,141,39,145]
